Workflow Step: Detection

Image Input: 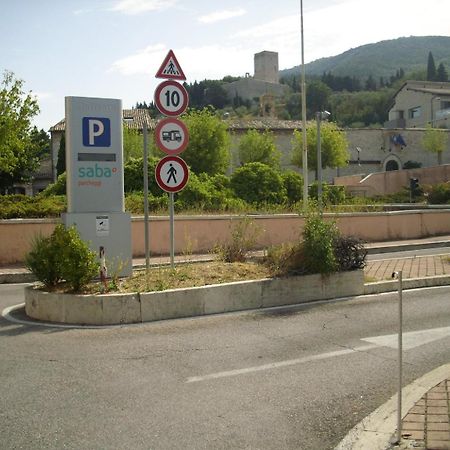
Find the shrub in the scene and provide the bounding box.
[333,236,367,271]
[282,171,303,204]
[231,162,287,205]
[25,233,63,287]
[427,182,450,204]
[215,218,260,262]
[25,224,99,291]
[302,212,339,274]
[403,160,422,169]
[124,156,162,196]
[0,194,66,219]
[264,242,307,276]
[40,172,67,196]
[309,182,346,205]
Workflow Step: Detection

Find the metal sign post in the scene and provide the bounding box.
[391,270,404,444]
[143,122,150,271]
[169,193,175,269]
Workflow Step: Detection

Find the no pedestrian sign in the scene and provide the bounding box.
[155,155,189,193]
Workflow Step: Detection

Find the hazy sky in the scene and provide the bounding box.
[1,0,449,131]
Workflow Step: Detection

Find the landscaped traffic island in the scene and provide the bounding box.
[25,269,364,325]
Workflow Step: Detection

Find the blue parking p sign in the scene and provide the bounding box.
[82,117,111,147]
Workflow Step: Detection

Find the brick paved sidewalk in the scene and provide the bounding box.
[400,379,450,450]
[365,254,450,282]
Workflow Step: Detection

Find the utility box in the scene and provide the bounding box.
[64,96,132,276]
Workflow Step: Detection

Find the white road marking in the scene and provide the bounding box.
[186,344,377,383]
[361,326,450,350]
[187,325,450,383]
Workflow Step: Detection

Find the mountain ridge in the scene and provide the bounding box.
[280,36,450,80]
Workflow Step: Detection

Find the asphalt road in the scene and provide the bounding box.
[1,284,450,450]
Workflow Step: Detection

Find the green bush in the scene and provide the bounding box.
[124,156,162,196]
[309,182,346,205]
[302,212,339,274]
[25,233,63,287]
[282,171,303,204]
[427,182,450,204]
[40,173,66,197]
[231,162,287,205]
[25,224,99,291]
[0,194,66,219]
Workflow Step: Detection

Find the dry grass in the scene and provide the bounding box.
[83,261,273,294]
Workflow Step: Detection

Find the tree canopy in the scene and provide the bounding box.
[422,125,448,165]
[182,108,230,175]
[291,121,349,173]
[238,129,280,168]
[0,71,40,192]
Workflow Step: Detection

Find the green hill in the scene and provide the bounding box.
[280,36,450,80]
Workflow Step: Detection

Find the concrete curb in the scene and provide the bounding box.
[24,270,365,325]
[366,240,450,254]
[334,364,450,450]
[364,275,450,295]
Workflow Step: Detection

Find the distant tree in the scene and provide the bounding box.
[422,125,448,165]
[238,129,280,168]
[427,51,437,81]
[291,121,349,174]
[123,125,143,162]
[182,108,230,175]
[365,75,377,91]
[0,71,40,193]
[436,63,449,82]
[306,80,332,115]
[184,80,229,110]
[30,127,50,159]
[56,134,66,176]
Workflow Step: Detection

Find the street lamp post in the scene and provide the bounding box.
[300,0,308,210]
[316,111,330,213]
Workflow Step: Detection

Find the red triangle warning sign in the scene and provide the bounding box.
[155,50,186,80]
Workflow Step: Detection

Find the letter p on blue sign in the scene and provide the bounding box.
[82,117,111,147]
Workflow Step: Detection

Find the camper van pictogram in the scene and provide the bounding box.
[162,130,182,142]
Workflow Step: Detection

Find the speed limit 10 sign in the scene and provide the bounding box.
[154,80,189,117]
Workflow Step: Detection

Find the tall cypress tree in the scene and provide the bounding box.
[436,63,448,82]
[427,51,437,81]
[56,134,66,177]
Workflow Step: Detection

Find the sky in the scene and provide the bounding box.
[1,0,449,132]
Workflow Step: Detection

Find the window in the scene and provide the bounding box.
[408,106,421,119]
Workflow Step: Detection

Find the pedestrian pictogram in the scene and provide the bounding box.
[155,50,186,80]
[154,80,189,117]
[155,156,189,193]
[155,117,189,155]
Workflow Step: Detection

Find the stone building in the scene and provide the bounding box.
[222,51,288,113]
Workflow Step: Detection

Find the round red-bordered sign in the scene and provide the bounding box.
[154,80,189,117]
[155,155,189,193]
[155,118,189,155]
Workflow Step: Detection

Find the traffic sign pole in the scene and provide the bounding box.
[169,193,175,269]
[154,49,189,270]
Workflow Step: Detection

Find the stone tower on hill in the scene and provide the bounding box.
[254,51,279,84]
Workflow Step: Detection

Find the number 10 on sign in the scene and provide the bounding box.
[154,80,189,117]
